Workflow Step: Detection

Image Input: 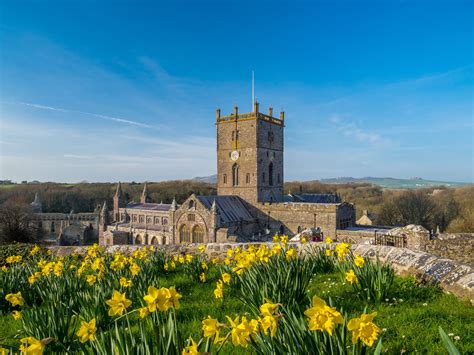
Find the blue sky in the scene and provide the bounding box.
[1,0,472,183]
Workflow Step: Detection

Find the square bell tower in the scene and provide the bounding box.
[216,101,284,205]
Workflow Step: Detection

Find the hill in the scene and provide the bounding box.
[319,177,469,189]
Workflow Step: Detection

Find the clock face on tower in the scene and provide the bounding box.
[231,150,240,161]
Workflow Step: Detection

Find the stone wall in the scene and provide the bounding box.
[424,233,474,265]
[49,242,473,304]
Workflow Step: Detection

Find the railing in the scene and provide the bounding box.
[374,233,407,248]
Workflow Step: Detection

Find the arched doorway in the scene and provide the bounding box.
[135,235,143,245]
[192,225,205,243]
[150,236,158,245]
[179,225,190,243]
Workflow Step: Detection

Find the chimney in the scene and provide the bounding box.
[280,111,285,120]
[268,107,273,116]
[216,108,221,120]
[234,105,238,116]
[254,100,259,113]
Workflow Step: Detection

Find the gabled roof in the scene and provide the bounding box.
[197,195,254,223]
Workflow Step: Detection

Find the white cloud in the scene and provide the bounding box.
[4,101,154,128]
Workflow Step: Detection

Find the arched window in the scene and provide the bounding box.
[246,173,250,184]
[192,225,205,243]
[277,173,281,184]
[151,236,158,245]
[135,235,143,245]
[189,200,195,209]
[232,164,239,186]
[223,174,227,184]
[269,163,274,186]
[179,225,190,243]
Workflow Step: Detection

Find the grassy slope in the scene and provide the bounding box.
[1,271,472,353]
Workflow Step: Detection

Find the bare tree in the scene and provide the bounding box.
[0,203,39,244]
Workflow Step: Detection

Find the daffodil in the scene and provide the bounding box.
[185,254,193,263]
[182,338,200,355]
[30,245,41,256]
[346,269,358,284]
[221,273,231,284]
[202,316,222,343]
[12,310,21,320]
[214,281,223,299]
[325,237,333,244]
[20,337,45,355]
[120,277,132,288]
[5,292,24,307]
[76,318,97,343]
[272,235,280,243]
[260,301,279,317]
[106,290,132,317]
[199,273,206,283]
[198,245,206,253]
[301,236,308,244]
[86,275,97,286]
[28,272,42,285]
[259,315,278,337]
[168,286,182,309]
[129,263,140,276]
[138,307,150,318]
[143,286,171,312]
[286,248,297,260]
[347,312,381,347]
[226,316,257,347]
[325,249,333,257]
[304,296,343,335]
[354,255,365,268]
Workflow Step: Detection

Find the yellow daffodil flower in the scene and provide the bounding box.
[304,296,343,335]
[76,318,97,343]
[346,269,358,284]
[5,292,24,307]
[105,290,132,317]
[347,312,381,347]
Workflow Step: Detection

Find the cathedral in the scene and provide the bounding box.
[99,102,356,246]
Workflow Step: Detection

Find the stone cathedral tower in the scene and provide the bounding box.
[216,101,284,204]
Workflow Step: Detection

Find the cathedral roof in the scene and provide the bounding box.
[284,193,341,204]
[125,202,172,212]
[197,195,254,223]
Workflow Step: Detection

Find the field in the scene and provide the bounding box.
[0,241,473,354]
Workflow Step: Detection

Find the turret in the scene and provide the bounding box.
[99,201,110,233]
[31,193,42,213]
[140,183,152,204]
[113,182,126,222]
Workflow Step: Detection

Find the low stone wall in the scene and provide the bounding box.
[424,233,474,265]
[48,242,474,304]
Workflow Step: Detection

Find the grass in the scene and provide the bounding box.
[1,259,473,353]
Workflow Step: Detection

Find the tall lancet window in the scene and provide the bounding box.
[232,163,239,186]
[269,163,274,186]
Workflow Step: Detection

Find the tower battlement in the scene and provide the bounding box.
[216,102,284,126]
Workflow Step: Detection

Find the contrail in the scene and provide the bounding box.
[3,101,153,128]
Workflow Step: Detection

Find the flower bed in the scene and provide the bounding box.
[0,239,473,354]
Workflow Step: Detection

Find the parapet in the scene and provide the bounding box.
[216,102,284,126]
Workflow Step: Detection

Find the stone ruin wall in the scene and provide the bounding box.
[49,242,474,304]
[424,233,474,266]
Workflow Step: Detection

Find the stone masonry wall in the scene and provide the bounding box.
[49,242,473,304]
[424,233,474,266]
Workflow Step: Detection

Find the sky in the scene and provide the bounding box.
[0,0,472,183]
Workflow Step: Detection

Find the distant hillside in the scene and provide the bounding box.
[193,175,217,184]
[320,177,469,189]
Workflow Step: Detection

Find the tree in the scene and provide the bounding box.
[376,190,436,230]
[0,203,39,244]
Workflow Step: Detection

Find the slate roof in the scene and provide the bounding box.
[197,195,255,223]
[284,193,341,204]
[125,202,172,212]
